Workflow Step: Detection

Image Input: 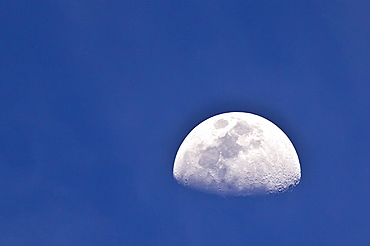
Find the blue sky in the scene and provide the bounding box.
[1,1,369,245]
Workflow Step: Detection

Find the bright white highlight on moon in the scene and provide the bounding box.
[173,112,301,196]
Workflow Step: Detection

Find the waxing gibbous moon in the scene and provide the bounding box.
[173,112,301,196]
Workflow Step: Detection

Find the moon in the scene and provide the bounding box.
[173,112,301,196]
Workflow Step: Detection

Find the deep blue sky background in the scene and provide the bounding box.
[1,1,369,245]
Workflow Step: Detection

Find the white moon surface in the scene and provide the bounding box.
[173,112,301,196]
